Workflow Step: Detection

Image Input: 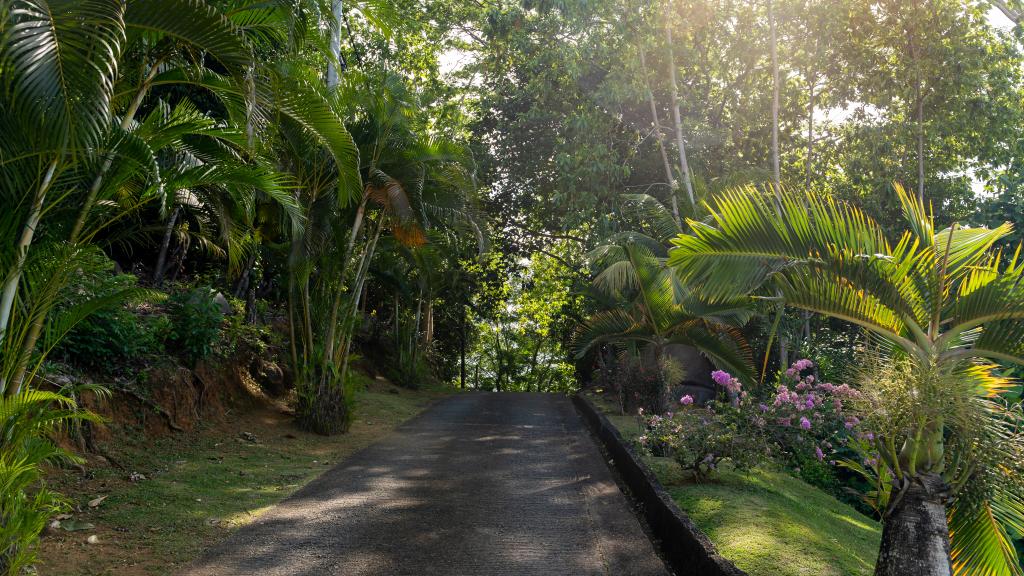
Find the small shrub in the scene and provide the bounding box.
[0,390,100,574]
[639,405,767,482]
[166,288,223,366]
[53,274,164,373]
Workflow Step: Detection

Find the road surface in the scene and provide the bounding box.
[182,392,669,576]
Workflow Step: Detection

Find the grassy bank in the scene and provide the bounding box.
[585,391,881,576]
[37,380,451,576]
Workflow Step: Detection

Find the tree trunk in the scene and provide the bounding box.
[460,306,466,389]
[769,0,781,199]
[638,43,681,228]
[909,0,925,205]
[806,79,814,188]
[916,85,925,205]
[875,474,952,576]
[423,300,434,346]
[71,61,160,243]
[153,207,180,286]
[0,158,59,394]
[778,334,789,373]
[327,0,344,87]
[663,2,696,210]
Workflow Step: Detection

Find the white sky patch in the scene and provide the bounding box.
[987,5,1016,31]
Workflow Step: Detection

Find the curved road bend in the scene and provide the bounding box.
[182,392,669,576]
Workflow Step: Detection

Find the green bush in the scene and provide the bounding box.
[167,288,223,366]
[639,407,767,482]
[0,390,100,575]
[53,273,164,373]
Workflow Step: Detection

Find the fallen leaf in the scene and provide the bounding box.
[88,496,107,508]
[61,519,95,532]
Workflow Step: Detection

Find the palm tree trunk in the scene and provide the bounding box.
[769,0,781,198]
[663,2,696,210]
[325,194,368,362]
[638,43,681,228]
[327,0,344,87]
[337,217,383,387]
[875,474,952,576]
[153,206,180,286]
[424,300,434,345]
[916,85,925,205]
[0,157,59,396]
[460,306,466,389]
[909,0,925,205]
[806,78,814,188]
[70,61,160,243]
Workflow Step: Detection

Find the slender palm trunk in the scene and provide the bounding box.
[70,63,159,243]
[875,474,952,576]
[460,306,466,389]
[0,158,59,396]
[337,218,383,387]
[806,79,814,188]
[663,3,696,210]
[916,85,925,205]
[327,0,344,87]
[638,44,681,227]
[769,0,781,199]
[325,194,368,362]
[424,300,434,345]
[153,206,180,286]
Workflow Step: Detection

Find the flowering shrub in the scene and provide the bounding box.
[760,360,862,468]
[636,359,869,485]
[638,404,765,481]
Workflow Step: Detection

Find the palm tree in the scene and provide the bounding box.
[668,183,1024,576]
[576,211,755,412]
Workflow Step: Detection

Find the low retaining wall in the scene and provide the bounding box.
[572,394,747,576]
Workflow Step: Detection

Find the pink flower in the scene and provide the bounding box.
[799,417,812,430]
[680,395,694,405]
[793,359,814,371]
[815,446,824,461]
[711,370,732,386]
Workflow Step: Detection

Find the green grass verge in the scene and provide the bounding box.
[583,390,881,576]
[39,380,451,575]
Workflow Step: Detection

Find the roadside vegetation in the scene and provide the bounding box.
[38,379,447,575]
[4,0,1024,575]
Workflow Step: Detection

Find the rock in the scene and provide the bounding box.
[253,359,286,396]
[44,520,61,536]
[239,431,257,443]
[127,471,146,482]
[213,292,232,315]
[86,535,100,545]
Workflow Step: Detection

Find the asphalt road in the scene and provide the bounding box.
[181,392,669,576]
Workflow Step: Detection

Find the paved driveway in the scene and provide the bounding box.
[182,392,669,575]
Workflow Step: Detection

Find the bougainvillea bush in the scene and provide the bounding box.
[638,360,871,487]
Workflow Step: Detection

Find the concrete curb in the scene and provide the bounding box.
[573,394,747,576]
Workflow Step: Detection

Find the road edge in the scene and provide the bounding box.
[572,393,748,576]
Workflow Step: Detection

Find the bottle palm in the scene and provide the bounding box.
[668,183,1024,576]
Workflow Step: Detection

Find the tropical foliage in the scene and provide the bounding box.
[668,184,1024,576]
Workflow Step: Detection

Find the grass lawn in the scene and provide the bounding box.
[37,379,451,576]
[584,390,881,576]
